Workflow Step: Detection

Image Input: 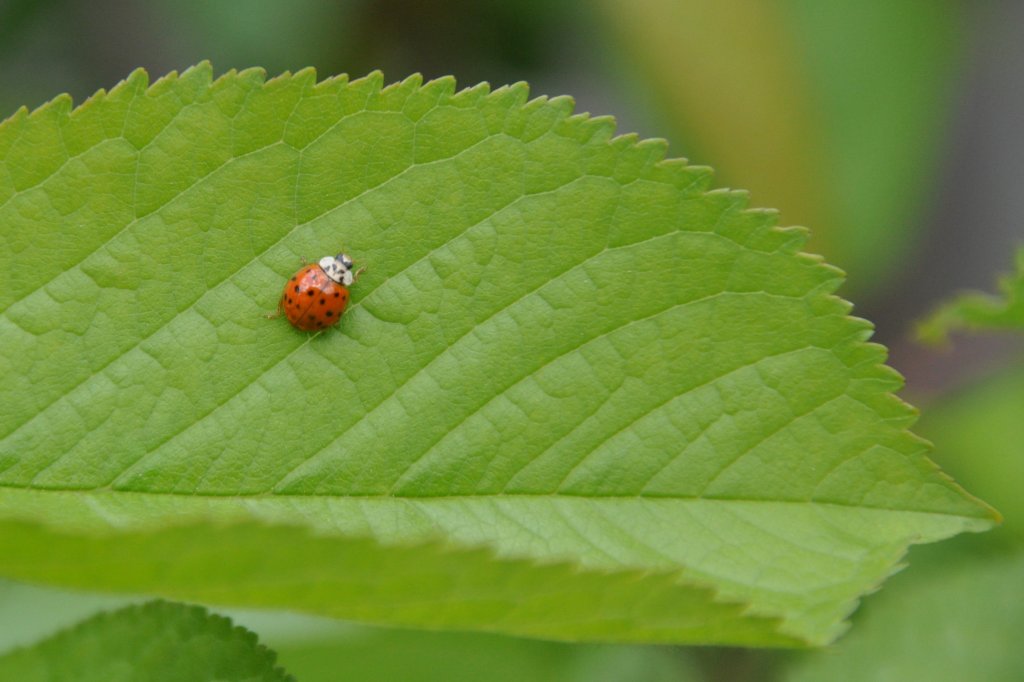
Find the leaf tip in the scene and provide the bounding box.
[609,131,640,149]
[496,80,531,105]
[183,60,215,81]
[587,114,619,144]
[354,69,386,93]
[0,104,28,128]
[414,74,456,108]
[265,67,301,90]
[123,66,150,88]
[400,72,425,90]
[547,93,576,115]
[293,65,319,83]
[451,80,493,106]
[561,111,617,147]
[40,92,73,116]
[235,65,268,83]
[634,135,669,159]
[315,71,350,93]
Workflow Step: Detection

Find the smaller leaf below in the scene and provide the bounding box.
[0,600,293,682]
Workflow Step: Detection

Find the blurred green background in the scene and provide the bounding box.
[1,0,1022,680]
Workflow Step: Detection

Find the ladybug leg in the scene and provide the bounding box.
[265,297,284,319]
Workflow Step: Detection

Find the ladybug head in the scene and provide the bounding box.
[319,253,358,286]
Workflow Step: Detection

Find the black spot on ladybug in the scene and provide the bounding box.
[326,311,333,317]
[287,297,293,304]
[293,285,300,293]
[307,290,314,296]
[291,276,297,281]
[320,298,326,305]
[334,292,340,298]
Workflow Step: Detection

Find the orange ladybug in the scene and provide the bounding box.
[276,253,363,331]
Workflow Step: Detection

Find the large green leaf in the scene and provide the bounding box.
[0,600,292,682]
[0,63,994,646]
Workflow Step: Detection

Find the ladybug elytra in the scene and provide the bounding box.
[274,253,363,331]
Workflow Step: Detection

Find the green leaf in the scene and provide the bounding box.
[917,247,1024,343]
[0,63,995,646]
[0,600,292,682]
[783,552,1024,682]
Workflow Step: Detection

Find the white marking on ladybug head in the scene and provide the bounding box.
[319,253,357,286]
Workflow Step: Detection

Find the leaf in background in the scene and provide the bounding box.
[783,552,1024,682]
[167,0,347,76]
[0,580,698,682]
[783,0,964,285]
[596,0,831,256]
[917,247,1024,343]
[0,600,292,682]
[598,0,964,289]
[915,362,1024,542]
[277,628,699,682]
[0,63,994,646]
[0,580,131,654]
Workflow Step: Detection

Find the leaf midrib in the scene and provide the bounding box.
[0,485,992,519]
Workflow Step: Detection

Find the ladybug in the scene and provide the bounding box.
[274,253,363,331]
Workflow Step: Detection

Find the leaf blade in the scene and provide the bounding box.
[0,64,995,646]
